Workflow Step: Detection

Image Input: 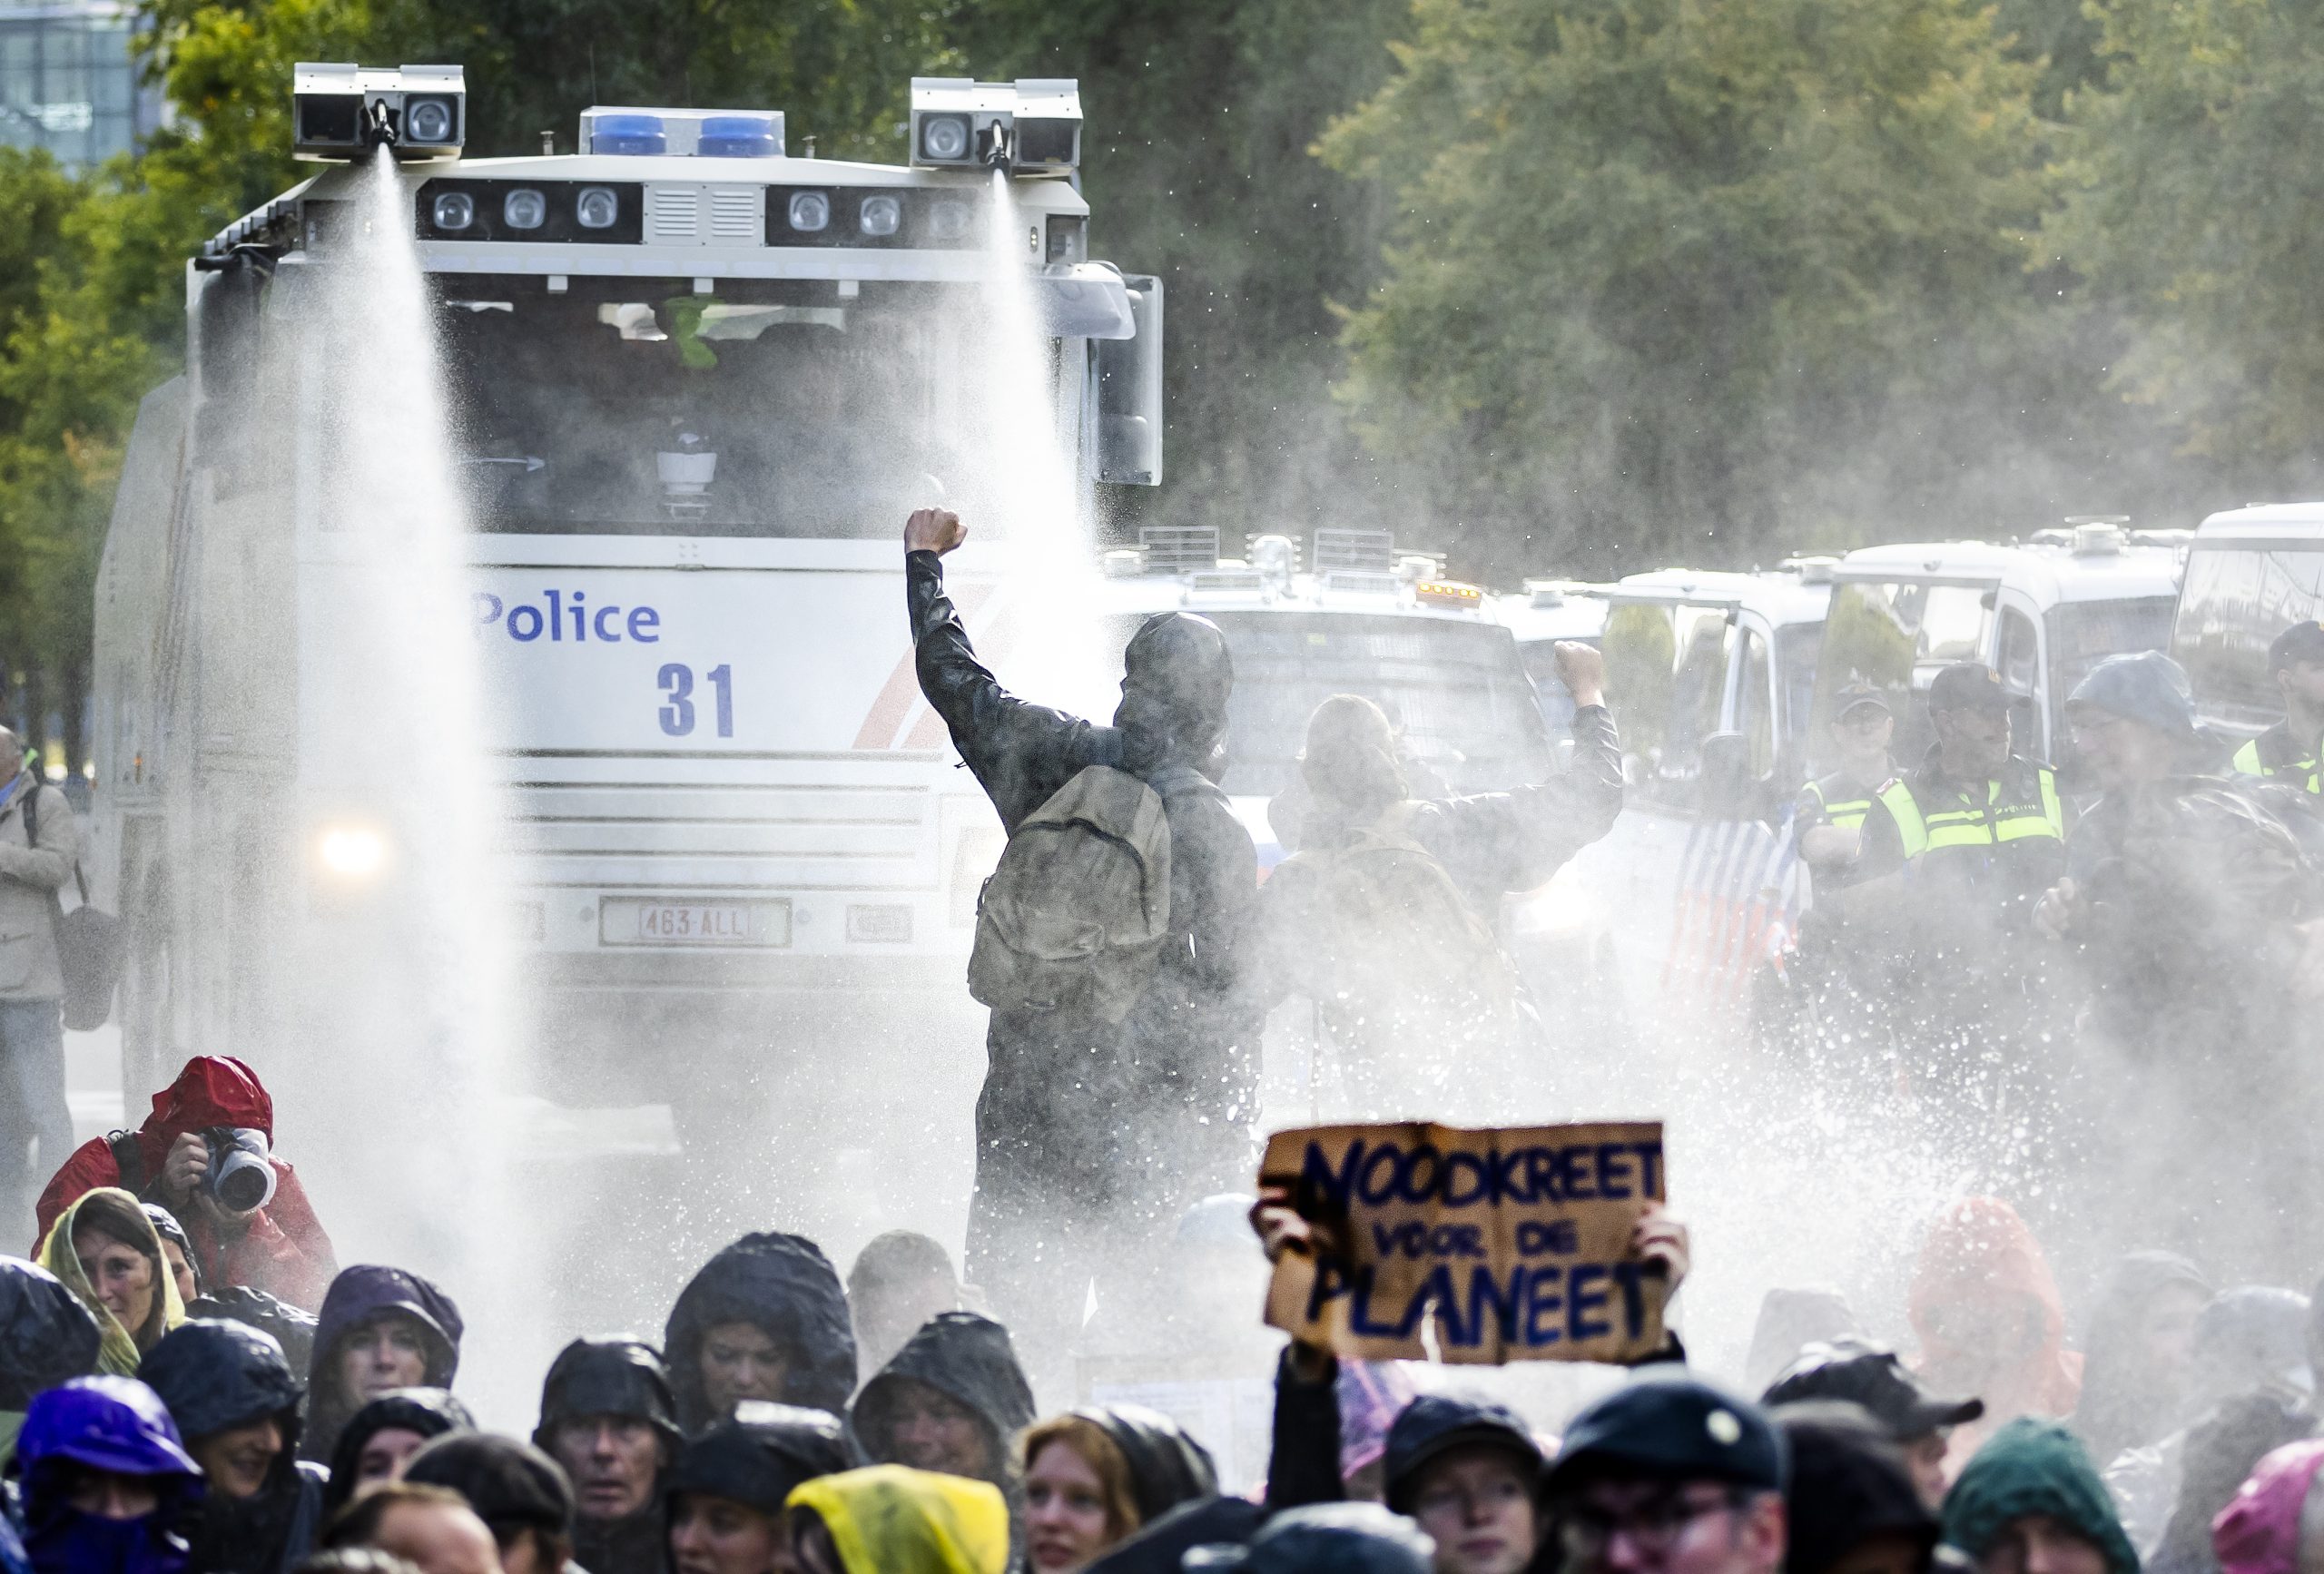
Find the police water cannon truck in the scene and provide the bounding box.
[89,65,1167,1146]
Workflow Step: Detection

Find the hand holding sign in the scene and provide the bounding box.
[1258,1121,1670,1364]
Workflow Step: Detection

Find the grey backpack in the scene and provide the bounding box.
[968,762,1209,1022]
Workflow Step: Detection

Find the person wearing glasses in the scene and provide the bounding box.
[1542,1370,1788,1574]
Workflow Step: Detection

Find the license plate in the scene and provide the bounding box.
[599,897,791,948]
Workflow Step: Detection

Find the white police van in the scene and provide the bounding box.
[1557,565,1835,1030]
[1809,523,2185,784]
[88,65,1165,1136]
[1492,580,1612,742]
[2168,504,2324,743]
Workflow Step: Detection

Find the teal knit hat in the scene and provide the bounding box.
[1940,1419,2139,1574]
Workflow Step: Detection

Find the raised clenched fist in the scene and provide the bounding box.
[904,508,967,556]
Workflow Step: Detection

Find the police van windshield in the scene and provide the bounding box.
[1807,579,1996,767]
[1104,613,1552,800]
[2172,543,2324,729]
[436,280,1003,538]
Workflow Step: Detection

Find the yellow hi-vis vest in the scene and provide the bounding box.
[1804,779,1876,831]
[2230,734,2321,793]
[1876,765,2063,859]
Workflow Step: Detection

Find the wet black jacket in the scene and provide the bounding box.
[908,550,1262,1060]
[534,1338,679,1574]
[665,1234,855,1433]
[1087,1497,1269,1574]
[0,1257,101,1409]
[320,1387,475,1520]
[852,1312,1036,1485]
[139,1319,327,1574]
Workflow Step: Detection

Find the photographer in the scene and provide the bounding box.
[34,1055,337,1311]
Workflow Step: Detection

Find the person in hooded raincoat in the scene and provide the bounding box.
[36,1187,185,1373]
[1019,1405,1216,1574]
[2105,1285,2318,1556]
[15,1374,203,1574]
[320,1388,475,1522]
[0,1255,99,1463]
[664,1405,850,1574]
[1906,1198,2081,1476]
[1254,659,1623,1117]
[300,1266,463,1466]
[34,1058,336,1310]
[2073,1252,2215,1472]
[788,1463,1009,1574]
[137,1318,327,1574]
[903,508,1263,1353]
[852,1313,1035,1499]
[2211,1438,2324,1574]
[534,1335,683,1574]
[665,1234,855,1435]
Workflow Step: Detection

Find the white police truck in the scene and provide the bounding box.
[88,65,1165,1137]
[2169,504,2324,744]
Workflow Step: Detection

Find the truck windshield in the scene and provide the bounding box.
[1121,613,1552,800]
[436,280,1005,538]
[2046,595,2177,725]
[2171,544,2324,730]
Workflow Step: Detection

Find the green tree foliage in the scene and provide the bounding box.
[2046,0,2324,473]
[1316,0,2072,575]
[960,0,1414,542]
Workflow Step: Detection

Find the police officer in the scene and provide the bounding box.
[1789,684,1908,1063]
[1862,663,2065,936]
[2230,620,2324,793]
[1856,664,2065,1122]
[1797,684,1906,889]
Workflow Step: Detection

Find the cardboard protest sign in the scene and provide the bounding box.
[1260,1121,1667,1364]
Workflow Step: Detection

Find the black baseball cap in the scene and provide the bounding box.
[1761,1339,1983,1438]
[1546,1369,1787,1494]
[1927,664,2009,713]
[2269,621,2324,672]
[1834,684,1892,721]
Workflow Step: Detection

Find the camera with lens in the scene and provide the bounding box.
[202,1126,277,1214]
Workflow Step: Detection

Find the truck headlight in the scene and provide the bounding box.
[403,95,457,144]
[503,188,547,230]
[316,822,389,880]
[859,195,901,238]
[928,199,972,242]
[431,191,474,231]
[575,186,619,230]
[920,113,970,162]
[787,191,830,233]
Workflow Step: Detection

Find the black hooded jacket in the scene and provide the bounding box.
[852,1312,1036,1486]
[534,1338,681,1574]
[0,1256,101,1410]
[908,551,1262,1062]
[320,1387,476,1520]
[664,1235,856,1434]
[139,1319,328,1574]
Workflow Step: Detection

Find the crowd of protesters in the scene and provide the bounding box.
[0,508,2317,1573]
[7,1111,2324,1574]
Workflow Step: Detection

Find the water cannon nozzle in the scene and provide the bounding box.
[977,118,1012,169]
[364,97,397,146]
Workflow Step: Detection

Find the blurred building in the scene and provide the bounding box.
[0,1,160,169]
